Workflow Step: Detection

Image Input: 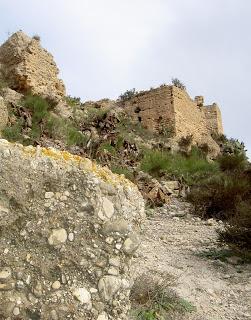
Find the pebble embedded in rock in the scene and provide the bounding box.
[98,197,114,220]
[13,307,20,316]
[123,233,140,255]
[98,276,122,301]
[52,280,61,290]
[33,281,43,298]
[44,191,54,199]
[115,243,122,250]
[72,287,91,305]
[68,232,74,242]
[97,312,108,320]
[0,267,12,282]
[50,310,58,320]
[109,257,120,267]
[90,287,98,294]
[48,228,67,246]
[0,282,14,291]
[108,267,119,276]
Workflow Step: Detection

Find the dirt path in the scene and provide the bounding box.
[131,198,251,320]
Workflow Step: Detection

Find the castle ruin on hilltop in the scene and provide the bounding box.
[0,32,223,156]
[124,85,223,154]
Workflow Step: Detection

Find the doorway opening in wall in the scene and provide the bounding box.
[138,116,142,122]
[135,106,141,113]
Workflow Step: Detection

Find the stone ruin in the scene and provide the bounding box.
[124,85,223,156]
[0,31,65,102]
[0,140,145,319]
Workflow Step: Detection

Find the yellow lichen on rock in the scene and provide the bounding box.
[17,141,134,187]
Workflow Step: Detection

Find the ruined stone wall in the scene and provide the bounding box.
[124,86,221,156]
[0,140,145,320]
[172,87,208,139]
[124,86,175,133]
[0,32,65,101]
[201,103,224,135]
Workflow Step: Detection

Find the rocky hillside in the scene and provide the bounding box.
[0,32,250,320]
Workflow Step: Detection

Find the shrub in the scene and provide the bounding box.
[213,133,246,155]
[65,95,81,107]
[22,94,50,123]
[111,166,134,181]
[178,135,193,148]
[32,34,41,41]
[66,126,87,147]
[0,79,8,90]
[217,153,248,172]
[189,149,251,250]
[219,200,251,250]
[2,120,23,142]
[140,148,219,184]
[158,121,174,137]
[212,133,227,144]
[83,107,108,125]
[171,78,186,91]
[119,88,137,101]
[198,143,210,155]
[130,272,195,320]
[188,174,249,219]
[98,142,116,155]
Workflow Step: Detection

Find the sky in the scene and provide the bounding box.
[0,0,250,157]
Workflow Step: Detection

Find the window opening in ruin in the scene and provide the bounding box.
[135,106,141,113]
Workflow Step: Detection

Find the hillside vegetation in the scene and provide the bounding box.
[1,92,250,254]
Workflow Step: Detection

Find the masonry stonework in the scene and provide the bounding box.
[0,32,65,101]
[124,85,223,156]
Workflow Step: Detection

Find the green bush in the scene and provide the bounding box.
[189,174,249,219]
[111,165,134,181]
[98,142,116,155]
[2,120,23,142]
[178,135,193,148]
[65,95,81,107]
[22,94,50,123]
[0,79,8,90]
[130,272,195,320]
[32,34,41,41]
[83,107,107,125]
[140,148,219,184]
[171,78,186,91]
[217,153,247,172]
[66,126,87,147]
[219,200,251,249]
[119,88,137,101]
[189,149,251,250]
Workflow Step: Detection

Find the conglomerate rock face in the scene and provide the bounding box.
[0,140,145,319]
[0,98,8,133]
[0,31,65,102]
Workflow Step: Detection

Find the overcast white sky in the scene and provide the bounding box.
[0,0,250,157]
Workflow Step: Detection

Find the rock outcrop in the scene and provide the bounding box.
[0,140,145,319]
[0,98,8,133]
[0,31,65,101]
